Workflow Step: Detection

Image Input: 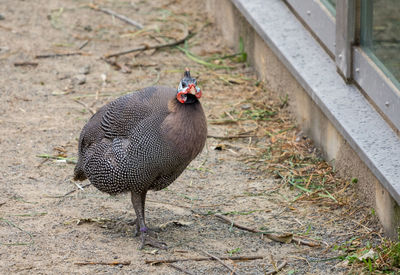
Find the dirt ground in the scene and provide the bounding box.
[0,0,384,274]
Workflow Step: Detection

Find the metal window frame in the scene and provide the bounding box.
[335,0,355,80]
[230,0,400,206]
[285,0,400,132]
[286,0,336,56]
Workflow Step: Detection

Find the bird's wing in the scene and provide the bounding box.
[100,86,170,139]
[76,86,174,163]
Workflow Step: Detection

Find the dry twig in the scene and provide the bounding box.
[214,214,320,247]
[105,31,193,58]
[167,263,195,275]
[201,249,238,275]
[14,62,38,67]
[36,154,77,164]
[207,134,256,140]
[48,183,92,198]
[35,52,84,59]
[215,214,259,233]
[265,261,287,275]
[73,99,96,115]
[89,4,143,29]
[74,261,131,266]
[101,57,122,70]
[78,40,90,50]
[145,255,263,265]
[208,119,238,125]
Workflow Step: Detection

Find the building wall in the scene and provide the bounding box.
[206,0,400,238]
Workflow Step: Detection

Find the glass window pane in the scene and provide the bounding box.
[322,0,336,16]
[361,0,400,88]
[326,0,336,8]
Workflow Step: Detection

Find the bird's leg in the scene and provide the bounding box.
[130,218,140,237]
[130,192,157,237]
[130,191,167,250]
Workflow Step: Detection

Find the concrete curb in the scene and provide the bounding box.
[206,0,400,238]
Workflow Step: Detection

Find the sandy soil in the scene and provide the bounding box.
[0,0,382,274]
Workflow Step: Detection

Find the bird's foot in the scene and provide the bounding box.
[139,227,167,250]
[130,219,158,237]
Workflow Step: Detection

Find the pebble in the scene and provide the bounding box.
[0,46,9,53]
[79,65,90,75]
[0,14,4,20]
[84,25,92,32]
[72,74,86,85]
[240,103,252,110]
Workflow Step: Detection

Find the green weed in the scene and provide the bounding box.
[226,247,241,256]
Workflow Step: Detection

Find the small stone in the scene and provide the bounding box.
[0,14,4,20]
[0,46,9,53]
[121,65,131,74]
[240,103,252,110]
[213,144,226,151]
[58,74,71,80]
[101,73,107,85]
[79,65,90,75]
[358,249,376,261]
[72,74,86,85]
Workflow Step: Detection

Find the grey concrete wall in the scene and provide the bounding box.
[205,0,400,238]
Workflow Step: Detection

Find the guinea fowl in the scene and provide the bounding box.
[73,69,207,249]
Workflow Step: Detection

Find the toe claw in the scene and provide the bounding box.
[138,231,168,250]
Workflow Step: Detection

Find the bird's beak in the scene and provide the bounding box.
[188,84,202,99]
[176,84,202,103]
[187,84,195,94]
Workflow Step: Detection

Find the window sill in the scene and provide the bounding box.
[231,0,400,204]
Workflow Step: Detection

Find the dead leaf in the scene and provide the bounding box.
[357,249,376,261]
[213,144,227,151]
[264,233,293,244]
[159,220,193,229]
[69,217,111,225]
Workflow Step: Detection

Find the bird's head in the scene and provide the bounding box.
[176,68,202,104]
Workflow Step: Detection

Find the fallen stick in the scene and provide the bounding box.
[105,31,193,58]
[292,236,320,247]
[265,261,287,275]
[207,134,256,140]
[89,4,143,29]
[36,154,77,164]
[35,52,84,59]
[74,261,131,266]
[78,40,90,50]
[100,57,133,73]
[47,183,92,198]
[201,250,238,275]
[73,98,96,115]
[14,61,38,67]
[101,57,121,69]
[208,119,238,125]
[215,214,259,233]
[167,263,195,275]
[145,255,264,265]
[214,214,320,247]
[61,183,92,197]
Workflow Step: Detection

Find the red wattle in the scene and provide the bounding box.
[195,90,202,99]
[177,90,187,103]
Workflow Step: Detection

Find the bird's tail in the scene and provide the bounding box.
[73,160,87,181]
